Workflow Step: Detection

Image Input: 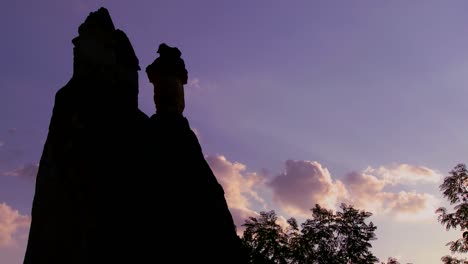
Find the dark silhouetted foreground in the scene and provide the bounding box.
[24,7,247,264]
[241,204,379,264]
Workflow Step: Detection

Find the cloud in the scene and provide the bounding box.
[364,164,442,185]
[0,141,3,147]
[0,203,30,247]
[3,163,39,180]
[385,192,438,221]
[343,171,438,220]
[205,155,439,224]
[268,160,438,220]
[187,78,201,89]
[269,160,348,216]
[206,155,266,232]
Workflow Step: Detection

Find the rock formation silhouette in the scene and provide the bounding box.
[24,7,247,264]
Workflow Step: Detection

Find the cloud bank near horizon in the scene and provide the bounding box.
[209,155,441,227]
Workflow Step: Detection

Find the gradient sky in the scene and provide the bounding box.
[2,1,468,263]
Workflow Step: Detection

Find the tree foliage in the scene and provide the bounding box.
[441,255,468,264]
[242,203,379,264]
[437,164,468,263]
[242,210,289,264]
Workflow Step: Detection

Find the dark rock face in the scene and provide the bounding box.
[24,7,247,264]
[141,115,248,263]
[24,7,148,264]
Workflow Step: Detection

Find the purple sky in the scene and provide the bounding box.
[2,1,468,263]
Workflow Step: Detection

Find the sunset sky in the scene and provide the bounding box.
[2,1,468,263]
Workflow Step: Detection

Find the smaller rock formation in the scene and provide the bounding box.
[146,43,187,115]
[143,44,249,263]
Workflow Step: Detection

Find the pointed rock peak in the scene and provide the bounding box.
[72,7,139,72]
[78,7,115,36]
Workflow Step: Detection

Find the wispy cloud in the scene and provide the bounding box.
[187,78,201,89]
[364,164,442,185]
[3,163,39,181]
[0,202,30,248]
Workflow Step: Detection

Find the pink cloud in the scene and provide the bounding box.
[206,155,439,223]
[343,171,438,219]
[0,203,30,248]
[269,160,348,216]
[268,160,438,220]
[206,155,266,230]
[364,164,442,185]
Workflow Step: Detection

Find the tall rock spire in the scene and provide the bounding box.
[23,7,148,264]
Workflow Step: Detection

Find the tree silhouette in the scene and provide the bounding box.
[242,204,379,263]
[295,205,340,264]
[335,204,378,264]
[441,255,468,264]
[242,210,290,264]
[436,164,468,263]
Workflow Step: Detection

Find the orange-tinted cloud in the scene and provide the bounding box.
[206,155,266,231]
[0,203,30,247]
